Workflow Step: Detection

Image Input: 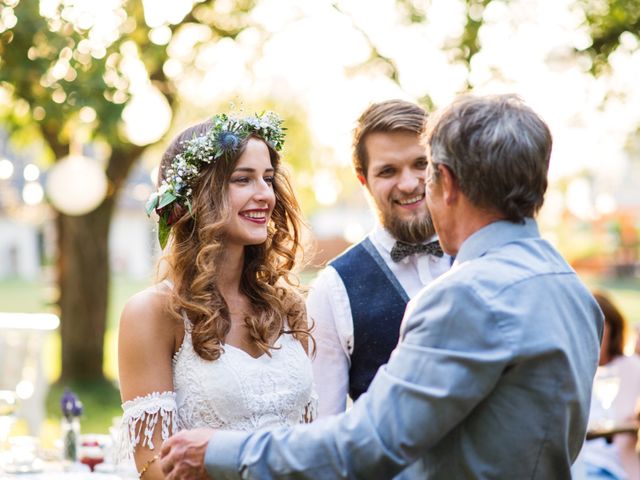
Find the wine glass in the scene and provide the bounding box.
[0,389,18,466]
[593,365,620,429]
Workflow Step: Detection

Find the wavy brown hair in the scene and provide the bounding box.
[156,119,311,360]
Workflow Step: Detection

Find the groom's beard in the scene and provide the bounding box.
[375,203,436,244]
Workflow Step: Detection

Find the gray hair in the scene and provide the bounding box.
[425,94,552,222]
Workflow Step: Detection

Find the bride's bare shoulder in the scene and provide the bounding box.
[119,282,174,335]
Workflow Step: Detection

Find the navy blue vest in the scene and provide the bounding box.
[330,237,409,401]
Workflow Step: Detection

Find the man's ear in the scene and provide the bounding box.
[439,165,459,205]
[356,170,367,186]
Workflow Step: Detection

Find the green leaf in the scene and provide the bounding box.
[185,198,193,216]
[158,213,170,249]
[158,191,177,209]
[145,193,159,216]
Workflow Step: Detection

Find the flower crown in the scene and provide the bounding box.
[146,111,285,248]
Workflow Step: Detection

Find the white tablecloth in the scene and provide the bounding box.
[1,473,124,480]
[0,461,137,479]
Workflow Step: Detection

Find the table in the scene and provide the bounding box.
[0,459,138,479]
[1,473,123,480]
[586,421,639,441]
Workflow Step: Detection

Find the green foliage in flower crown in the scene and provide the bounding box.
[145,111,286,249]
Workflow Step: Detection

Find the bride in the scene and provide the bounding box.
[117,111,315,479]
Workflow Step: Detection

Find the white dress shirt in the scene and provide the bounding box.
[307,223,451,416]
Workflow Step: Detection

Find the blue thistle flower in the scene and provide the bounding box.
[218,131,240,154]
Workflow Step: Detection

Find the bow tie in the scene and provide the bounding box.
[390,240,444,262]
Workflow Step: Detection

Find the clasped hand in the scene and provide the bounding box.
[160,428,216,480]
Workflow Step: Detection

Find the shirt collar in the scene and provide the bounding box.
[454,217,540,265]
[371,223,396,253]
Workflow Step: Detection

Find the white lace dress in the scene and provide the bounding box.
[118,318,316,459]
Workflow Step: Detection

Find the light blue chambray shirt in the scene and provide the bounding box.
[205,218,603,479]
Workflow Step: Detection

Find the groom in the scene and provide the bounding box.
[160,94,603,479]
[309,99,451,416]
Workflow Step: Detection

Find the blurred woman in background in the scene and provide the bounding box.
[577,291,640,480]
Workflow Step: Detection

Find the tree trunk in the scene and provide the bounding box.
[57,198,115,382]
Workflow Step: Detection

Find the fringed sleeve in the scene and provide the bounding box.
[302,389,319,423]
[116,391,178,462]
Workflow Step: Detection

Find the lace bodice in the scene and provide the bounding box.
[172,322,315,431]
[118,320,316,459]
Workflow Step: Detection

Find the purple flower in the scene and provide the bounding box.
[61,389,83,419]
